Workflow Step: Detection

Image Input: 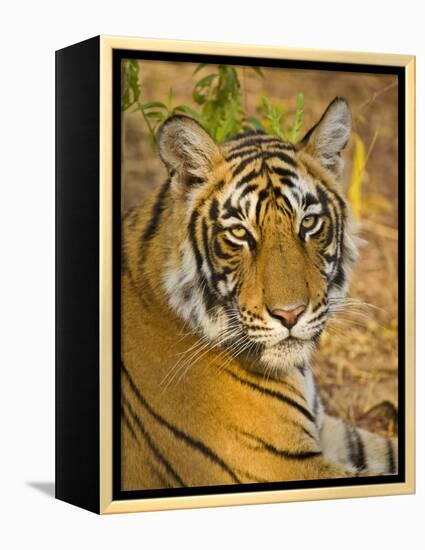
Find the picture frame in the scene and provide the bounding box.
[55,35,415,514]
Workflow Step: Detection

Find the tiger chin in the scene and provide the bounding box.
[121,97,398,491]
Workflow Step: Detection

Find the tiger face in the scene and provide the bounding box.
[158,98,358,374]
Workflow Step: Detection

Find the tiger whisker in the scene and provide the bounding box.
[161,326,244,389]
[176,331,247,385]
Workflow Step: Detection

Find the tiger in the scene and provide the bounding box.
[121,97,397,490]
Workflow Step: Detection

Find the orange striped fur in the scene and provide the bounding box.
[121,98,397,490]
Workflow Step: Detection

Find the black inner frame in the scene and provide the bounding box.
[112,48,406,502]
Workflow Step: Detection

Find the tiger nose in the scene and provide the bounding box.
[270,304,306,329]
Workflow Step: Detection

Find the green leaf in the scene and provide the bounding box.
[261,95,271,111]
[167,88,173,111]
[193,63,208,75]
[139,101,167,110]
[247,116,264,131]
[192,74,217,104]
[214,99,243,143]
[122,60,309,153]
[290,93,304,143]
[144,111,165,120]
[251,66,264,78]
[173,105,201,119]
[121,60,141,111]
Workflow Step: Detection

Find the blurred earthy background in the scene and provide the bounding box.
[122,60,398,438]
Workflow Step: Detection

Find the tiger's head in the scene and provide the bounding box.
[157,97,358,374]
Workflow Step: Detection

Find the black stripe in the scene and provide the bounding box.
[187,206,218,309]
[211,271,233,288]
[312,297,327,313]
[213,238,232,259]
[387,439,396,473]
[316,180,347,286]
[202,219,214,273]
[332,266,346,289]
[209,198,219,221]
[235,168,261,188]
[297,423,318,441]
[263,150,297,167]
[222,197,244,220]
[255,189,269,224]
[232,154,262,177]
[227,135,295,153]
[355,430,367,471]
[141,178,170,242]
[239,184,259,200]
[239,431,321,460]
[278,177,296,189]
[323,252,337,264]
[200,274,218,311]
[266,142,296,152]
[303,192,320,209]
[151,464,173,488]
[282,194,294,214]
[124,402,173,487]
[280,380,306,402]
[245,232,257,252]
[323,222,334,249]
[222,236,241,250]
[188,209,216,304]
[308,307,329,325]
[122,407,139,444]
[313,390,320,419]
[345,424,367,471]
[270,166,298,181]
[122,397,186,486]
[187,208,202,269]
[226,147,261,162]
[297,364,306,376]
[122,363,240,483]
[223,368,315,423]
[225,129,266,144]
[234,469,269,483]
[244,372,307,403]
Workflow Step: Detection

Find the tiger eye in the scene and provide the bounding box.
[301,215,318,230]
[229,226,248,239]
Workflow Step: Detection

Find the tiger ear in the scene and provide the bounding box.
[157,115,222,182]
[298,97,352,176]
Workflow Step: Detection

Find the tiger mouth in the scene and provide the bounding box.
[263,335,316,354]
[276,336,305,347]
[245,333,310,349]
[226,316,319,351]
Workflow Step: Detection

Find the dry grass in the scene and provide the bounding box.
[122,61,399,437]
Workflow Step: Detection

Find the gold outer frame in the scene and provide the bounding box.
[99,36,415,514]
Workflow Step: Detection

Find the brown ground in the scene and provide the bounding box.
[122,60,399,438]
